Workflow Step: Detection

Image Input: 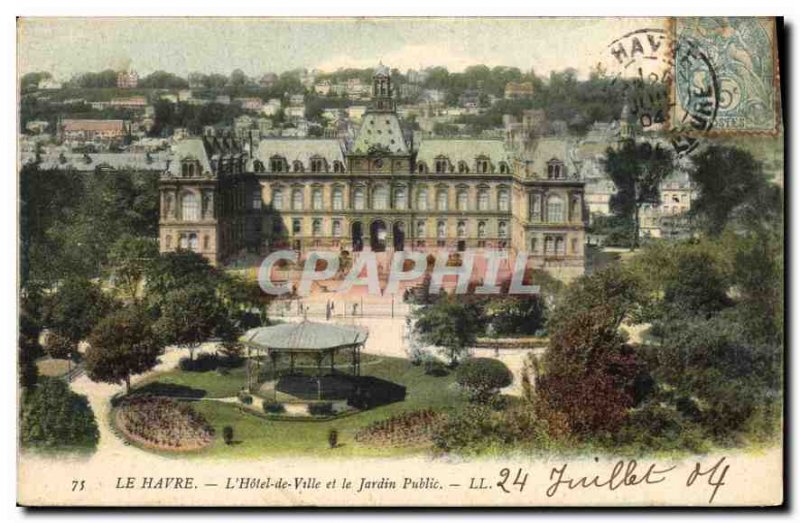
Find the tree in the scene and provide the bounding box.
[411,297,481,365]
[455,358,513,404]
[603,140,674,249]
[482,295,547,336]
[85,305,163,393]
[690,145,776,235]
[20,378,99,450]
[144,250,219,305]
[107,234,159,300]
[153,285,225,361]
[43,277,111,357]
[661,250,732,318]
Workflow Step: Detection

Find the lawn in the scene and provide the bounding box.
[129,354,467,458]
[35,358,72,378]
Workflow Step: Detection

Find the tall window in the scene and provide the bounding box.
[332,219,342,237]
[529,193,541,221]
[477,221,486,238]
[416,187,428,211]
[437,221,446,238]
[547,161,565,179]
[312,218,322,236]
[253,160,265,172]
[457,221,466,238]
[545,236,554,254]
[312,187,323,210]
[571,195,581,221]
[292,188,304,210]
[477,188,489,211]
[272,187,284,210]
[458,161,469,174]
[477,159,490,174]
[332,186,344,210]
[499,162,510,174]
[416,220,426,238]
[353,187,365,210]
[373,185,388,210]
[457,189,468,211]
[546,195,564,222]
[252,191,262,210]
[292,218,302,235]
[333,161,344,173]
[393,187,407,209]
[293,161,304,173]
[270,157,285,172]
[497,188,510,212]
[310,158,325,173]
[530,236,538,253]
[188,233,198,251]
[181,192,199,221]
[555,236,565,255]
[435,158,449,174]
[436,188,448,211]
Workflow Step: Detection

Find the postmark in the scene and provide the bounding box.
[672,17,779,134]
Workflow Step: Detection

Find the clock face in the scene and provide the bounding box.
[374,158,383,169]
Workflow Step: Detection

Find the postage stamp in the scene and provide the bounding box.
[671,17,779,134]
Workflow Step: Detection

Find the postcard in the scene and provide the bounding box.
[17,16,784,507]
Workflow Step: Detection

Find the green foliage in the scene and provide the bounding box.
[43,277,112,346]
[144,250,220,303]
[138,70,189,89]
[412,297,482,364]
[432,405,552,454]
[237,392,253,405]
[308,402,334,416]
[43,331,75,360]
[85,304,163,392]
[422,355,448,377]
[455,358,513,404]
[153,284,227,358]
[106,234,159,300]
[223,425,234,445]
[263,401,286,414]
[613,402,709,453]
[20,378,99,450]
[483,295,547,336]
[328,429,339,449]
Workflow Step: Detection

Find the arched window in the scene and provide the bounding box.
[477,188,489,211]
[477,159,490,174]
[312,187,323,210]
[310,158,325,173]
[416,187,428,210]
[353,187,366,210]
[530,236,538,253]
[457,221,466,238]
[477,221,486,238]
[436,188,448,211]
[417,162,427,174]
[499,162,510,174]
[497,188,510,212]
[571,195,581,221]
[458,161,469,174]
[545,236,554,254]
[457,188,468,211]
[435,158,449,174]
[270,156,286,172]
[188,233,198,251]
[312,218,322,236]
[253,160,265,173]
[373,185,388,210]
[179,234,189,249]
[547,160,565,179]
[181,192,200,221]
[332,186,344,210]
[546,195,564,222]
[272,187,284,210]
[292,188,304,210]
[498,221,508,238]
[555,236,565,255]
[393,187,407,209]
[437,220,446,238]
[293,160,304,173]
[333,161,344,173]
[332,219,342,237]
[165,235,172,249]
[416,220,426,238]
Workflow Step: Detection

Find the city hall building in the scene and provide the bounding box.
[158,65,587,280]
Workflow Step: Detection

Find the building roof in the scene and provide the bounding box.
[22,152,169,171]
[242,321,368,351]
[253,138,346,171]
[415,139,511,171]
[351,113,409,155]
[525,137,575,179]
[61,119,128,133]
[167,138,214,176]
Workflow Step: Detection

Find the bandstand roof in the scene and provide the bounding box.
[241,321,368,352]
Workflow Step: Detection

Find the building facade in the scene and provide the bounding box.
[159,66,587,281]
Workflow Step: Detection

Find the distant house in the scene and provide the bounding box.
[235,97,264,111]
[259,72,278,88]
[59,119,130,142]
[117,70,139,89]
[504,81,535,99]
[289,94,305,106]
[25,120,50,134]
[37,78,62,90]
[215,95,231,105]
[262,99,282,116]
[110,96,148,109]
[285,106,306,120]
[346,105,367,121]
[314,80,332,96]
[178,89,193,102]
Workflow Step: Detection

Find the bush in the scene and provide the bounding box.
[308,402,334,416]
[223,425,234,445]
[422,355,448,377]
[263,401,285,414]
[328,429,338,448]
[237,392,253,405]
[43,331,75,360]
[613,402,709,453]
[178,353,219,372]
[20,378,99,450]
[355,409,445,447]
[455,358,513,403]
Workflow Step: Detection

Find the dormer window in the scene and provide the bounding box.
[458,161,469,174]
[547,160,566,179]
[332,161,345,173]
[435,157,449,174]
[499,162,510,174]
[253,159,265,173]
[476,159,490,174]
[310,158,326,173]
[293,160,304,173]
[417,162,427,174]
[181,159,200,177]
[270,156,286,172]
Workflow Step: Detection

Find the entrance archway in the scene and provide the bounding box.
[370,220,387,252]
[352,221,363,252]
[392,221,405,251]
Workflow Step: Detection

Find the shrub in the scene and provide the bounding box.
[308,402,334,416]
[43,331,75,360]
[455,358,513,403]
[20,378,99,450]
[328,429,338,448]
[613,402,709,453]
[178,353,220,372]
[223,425,234,445]
[263,401,285,414]
[237,392,253,405]
[422,355,448,377]
[355,409,445,447]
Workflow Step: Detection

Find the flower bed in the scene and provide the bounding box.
[355,409,446,447]
[115,397,214,451]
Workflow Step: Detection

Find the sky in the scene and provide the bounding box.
[18,17,663,80]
